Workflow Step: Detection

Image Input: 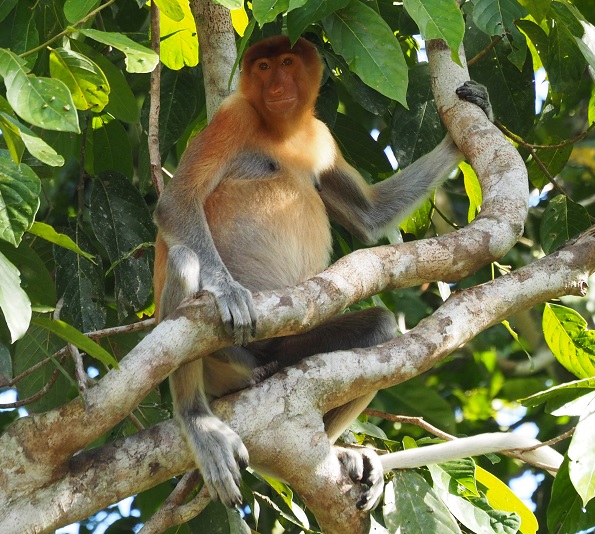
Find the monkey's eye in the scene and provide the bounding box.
[258,62,270,70]
[282,57,293,66]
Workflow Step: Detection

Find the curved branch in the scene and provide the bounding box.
[4,229,594,533]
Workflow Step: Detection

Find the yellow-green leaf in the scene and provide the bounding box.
[31,316,118,368]
[477,466,538,534]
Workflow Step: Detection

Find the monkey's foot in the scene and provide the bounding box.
[182,414,249,507]
[336,447,384,512]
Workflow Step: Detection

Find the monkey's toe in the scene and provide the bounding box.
[337,447,384,511]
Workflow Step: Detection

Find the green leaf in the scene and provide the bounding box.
[0,49,80,133]
[49,47,110,112]
[331,112,392,175]
[323,0,408,106]
[77,29,159,74]
[54,228,106,333]
[215,0,244,9]
[28,222,95,262]
[575,36,595,73]
[13,322,74,412]
[540,195,591,254]
[0,113,65,166]
[542,303,595,379]
[0,250,31,342]
[383,473,461,533]
[439,458,480,497]
[461,162,482,222]
[160,0,199,70]
[89,172,155,319]
[472,0,527,37]
[154,0,184,22]
[590,88,595,126]
[85,115,133,179]
[517,0,550,23]
[403,0,464,63]
[568,394,595,507]
[0,0,18,24]
[64,0,99,23]
[546,20,587,94]
[286,0,351,44]
[526,144,573,189]
[428,463,520,534]
[521,377,595,409]
[350,418,388,440]
[467,19,535,137]
[0,0,39,66]
[548,458,595,534]
[0,153,41,246]
[0,240,55,312]
[323,50,390,116]
[69,39,140,124]
[252,0,290,25]
[0,112,25,163]
[399,198,433,238]
[31,316,118,368]
[390,63,444,169]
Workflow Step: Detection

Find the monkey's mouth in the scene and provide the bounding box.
[266,97,297,111]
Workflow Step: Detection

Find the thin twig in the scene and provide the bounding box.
[20,0,118,58]
[8,320,154,389]
[467,35,504,66]
[495,121,568,196]
[0,355,67,408]
[69,344,88,393]
[86,319,155,340]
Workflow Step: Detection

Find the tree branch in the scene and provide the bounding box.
[3,228,594,533]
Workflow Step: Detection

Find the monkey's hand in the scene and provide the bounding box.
[336,447,384,512]
[205,274,257,346]
[182,412,250,507]
[456,81,494,122]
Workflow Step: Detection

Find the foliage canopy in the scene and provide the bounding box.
[1,0,595,533]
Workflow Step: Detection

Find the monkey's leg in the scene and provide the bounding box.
[159,244,200,320]
[171,361,249,508]
[252,307,395,511]
[250,306,397,381]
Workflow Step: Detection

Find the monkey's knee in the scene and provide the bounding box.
[160,245,201,319]
[166,245,200,289]
[354,307,397,345]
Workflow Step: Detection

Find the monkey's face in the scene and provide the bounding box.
[253,54,301,116]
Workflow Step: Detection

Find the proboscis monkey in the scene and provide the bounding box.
[154,35,492,509]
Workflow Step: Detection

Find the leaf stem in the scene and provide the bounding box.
[20,0,118,58]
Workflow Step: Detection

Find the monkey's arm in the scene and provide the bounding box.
[319,82,492,244]
[155,192,256,345]
[320,135,462,244]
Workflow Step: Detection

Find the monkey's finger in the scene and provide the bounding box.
[227,294,256,346]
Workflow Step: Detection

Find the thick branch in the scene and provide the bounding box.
[4,231,594,533]
[189,0,239,120]
[0,36,531,533]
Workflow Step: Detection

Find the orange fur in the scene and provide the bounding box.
[154,37,334,312]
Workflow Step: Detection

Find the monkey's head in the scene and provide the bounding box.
[240,36,323,123]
